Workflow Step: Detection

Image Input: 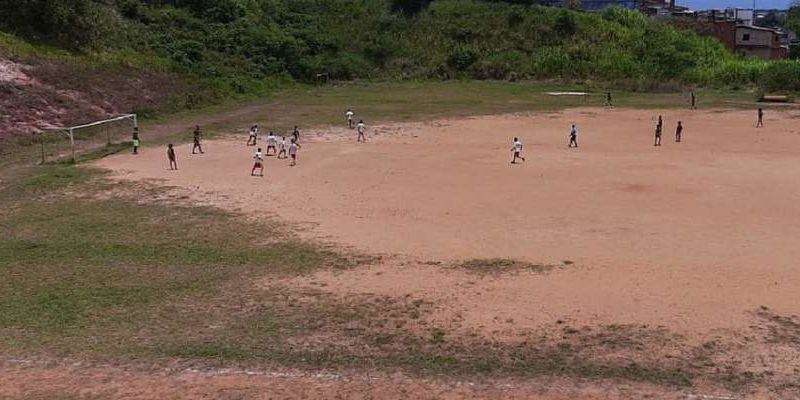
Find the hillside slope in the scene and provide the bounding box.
[0,33,208,142]
[1,0,794,141]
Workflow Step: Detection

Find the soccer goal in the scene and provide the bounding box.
[37,114,138,164]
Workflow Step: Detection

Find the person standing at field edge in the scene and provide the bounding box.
[357,120,367,142]
[605,92,612,107]
[757,108,764,128]
[675,121,683,143]
[167,144,177,170]
[510,137,525,164]
[192,125,204,154]
[292,125,300,143]
[568,124,579,148]
[346,109,355,129]
[690,91,696,109]
[132,127,140,155]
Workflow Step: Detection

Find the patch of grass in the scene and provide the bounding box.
[756,308,800,345]
[459,258,559,275]
[430,328,447,344]
[0,165,348,355]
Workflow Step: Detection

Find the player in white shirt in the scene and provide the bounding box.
[568,125,578,148]
[346,109,355,129]
[510,137,525,164]
[277,136,287,159]
[266,132,278,155]
[288,138,301,166]
[356,120,366,142]
[251,148,264,176]
[247,124,258,146]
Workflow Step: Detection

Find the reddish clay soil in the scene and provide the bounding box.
[87,107,800,398]
[0,55,199,141]
[98,108,800,334]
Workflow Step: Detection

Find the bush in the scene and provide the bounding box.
[0,0,119,49]
[759,60,800,92]
[447,47,480,71]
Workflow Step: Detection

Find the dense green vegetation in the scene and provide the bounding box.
[3,0,798,95]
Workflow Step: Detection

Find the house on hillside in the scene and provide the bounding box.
[640,0,692,17]
[735,25,788,59]
[685,9,789,60]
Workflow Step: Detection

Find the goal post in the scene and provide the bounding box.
[39,114,137,164]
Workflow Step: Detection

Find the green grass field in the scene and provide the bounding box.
[144,80,758,137]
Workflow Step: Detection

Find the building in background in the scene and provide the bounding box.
[735,24,788,59]
[541,0,793,59]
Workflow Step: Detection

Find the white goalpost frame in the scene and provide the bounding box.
[44,114,137,163]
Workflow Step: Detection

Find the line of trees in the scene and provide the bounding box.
[1,0,799,93]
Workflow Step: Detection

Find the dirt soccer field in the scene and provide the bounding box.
[90,107,800,398]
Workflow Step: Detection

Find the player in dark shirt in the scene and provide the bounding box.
[192,125,204,154]
[167,144,177,170]
[757,108,764,128]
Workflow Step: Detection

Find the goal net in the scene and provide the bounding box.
[36,114,138,164]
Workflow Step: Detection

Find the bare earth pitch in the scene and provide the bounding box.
[93,107,800,397]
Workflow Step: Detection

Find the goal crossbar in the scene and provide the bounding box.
[41,114,138,163]
[63,113,138,131]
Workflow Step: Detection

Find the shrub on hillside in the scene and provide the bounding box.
[0,0,120,49]
[759,60,800,92]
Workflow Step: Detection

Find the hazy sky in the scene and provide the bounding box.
[680,0,792,9]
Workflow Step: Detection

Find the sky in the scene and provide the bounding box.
[680,0,793,10]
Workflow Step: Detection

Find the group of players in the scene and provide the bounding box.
[247,125,302,176]
[137,96,768,170]
[248,109,367,175]
[508,94,767,164]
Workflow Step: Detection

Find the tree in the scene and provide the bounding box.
[0,0,112,49]
[786,2,800,35]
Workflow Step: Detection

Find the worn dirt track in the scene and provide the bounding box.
[0,359,737,400]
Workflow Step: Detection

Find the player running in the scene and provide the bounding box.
[757,108,764,128]
[356,120,367,142]
[132,127,140,155]
[568,124,578,148]
[346,109,355,129]
[288,138,301,166]
[167,144,177,170]
[510,137,525,164]
[675,121,683,142]
[247,124,258,146]
[192,125,204,154]
[277,136,287,159]
[266,132,278,155]
[251,148,264,177]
